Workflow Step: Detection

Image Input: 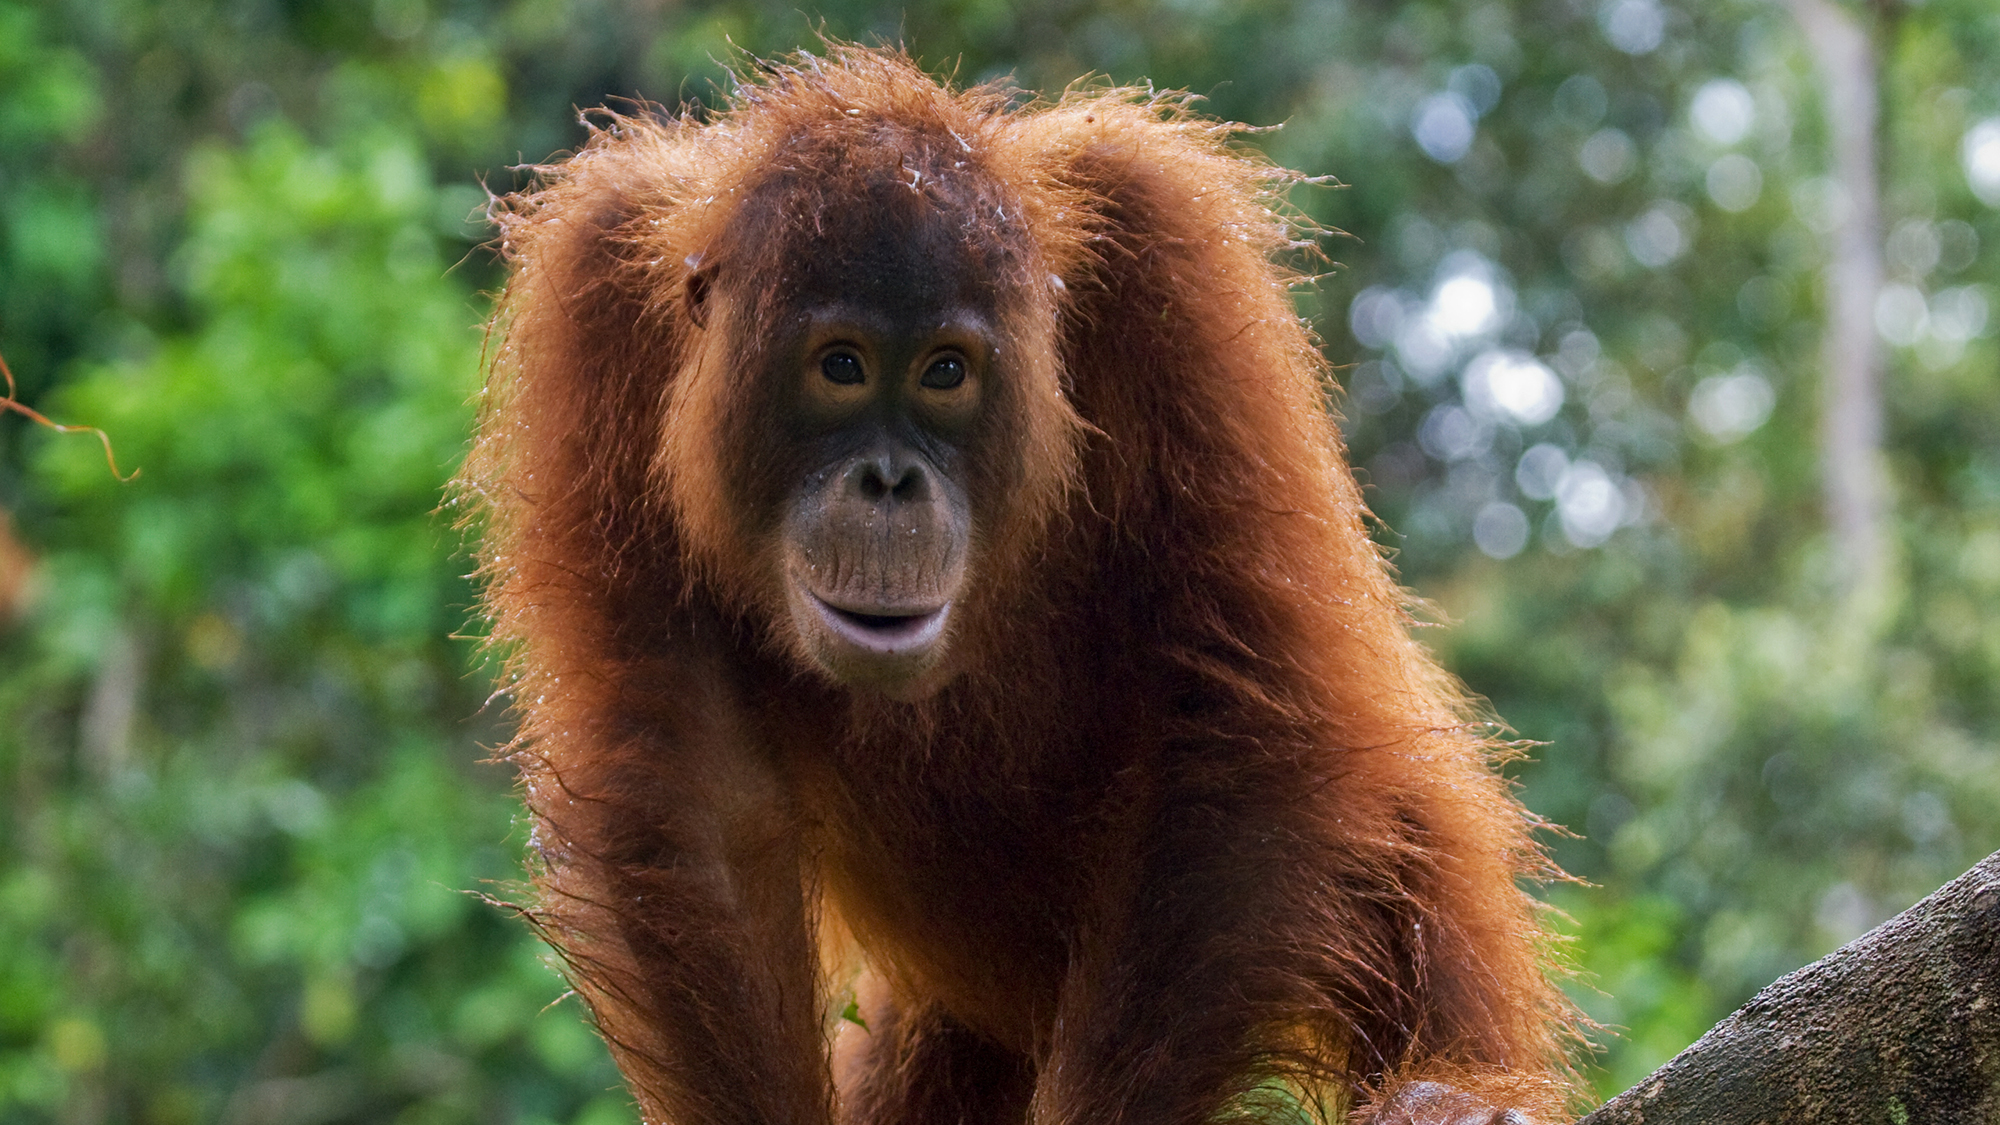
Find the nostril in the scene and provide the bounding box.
[891,465,927,502]
[844,455,931,505]
[844,458,894,502]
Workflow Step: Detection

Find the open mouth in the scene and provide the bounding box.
[810,596,950,655]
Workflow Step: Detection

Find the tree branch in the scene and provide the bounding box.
[1580,849,2000,1123]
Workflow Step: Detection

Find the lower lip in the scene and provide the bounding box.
[811,597,950,655]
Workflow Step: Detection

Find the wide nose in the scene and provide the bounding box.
[841,451,933,506]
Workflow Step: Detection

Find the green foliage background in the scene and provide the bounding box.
[0,0,1994,1120]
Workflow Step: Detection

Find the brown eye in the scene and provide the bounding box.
[821,351,864,385]
[920,355,966,390]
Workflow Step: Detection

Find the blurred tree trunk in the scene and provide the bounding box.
[1578,849,2000,1124]
[0,510,30,617]
[1786,0,1889,595]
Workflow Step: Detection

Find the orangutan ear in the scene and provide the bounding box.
[684,253,715,330]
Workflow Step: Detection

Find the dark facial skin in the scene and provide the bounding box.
[778,305,987,696]
[747,196,1006,698]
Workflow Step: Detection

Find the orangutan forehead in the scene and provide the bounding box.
[724,160,1036,313]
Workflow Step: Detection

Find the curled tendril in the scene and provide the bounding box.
[0,350,138,482]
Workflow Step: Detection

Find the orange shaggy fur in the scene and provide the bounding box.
[460,46,1576,1125]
